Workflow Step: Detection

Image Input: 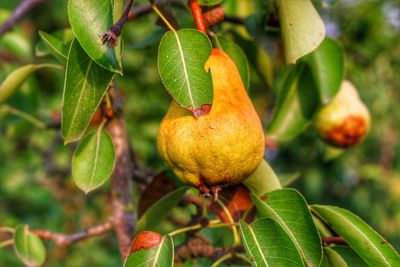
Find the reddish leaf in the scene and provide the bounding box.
[210,185,254,223]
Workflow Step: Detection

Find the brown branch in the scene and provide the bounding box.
[127,1,184,21]
[0,0,43,36]
[322,236,346,245]
[107,86,136,260]
[33,220,114,248]
[102,0,135,47]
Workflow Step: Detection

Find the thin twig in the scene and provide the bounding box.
[128,1,185,20]
[0,227,15,234]
[211,253,234,267]
[102,0,135,47]
[216,199,241,247]
[33,220,115,247]
[0,0,43,36]
[0,239,14,249]
[224,15,244,25]
[1,105,46,129]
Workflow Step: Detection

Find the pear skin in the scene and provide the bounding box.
[157,49,265,196]
[315,80,371,147]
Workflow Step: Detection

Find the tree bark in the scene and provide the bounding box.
[107,116,135,260]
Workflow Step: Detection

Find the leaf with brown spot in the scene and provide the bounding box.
[210,184,254,223]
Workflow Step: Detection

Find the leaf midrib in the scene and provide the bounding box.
[151,236,165,267]
[172,31,195,108]
[242,222,269,267]
[87,127,102,192]
[322,207,391,267]
[66,60,93,138]
[260,201,308,266]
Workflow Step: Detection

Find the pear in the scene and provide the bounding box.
[157,49,265,198]
[315,80,371,148]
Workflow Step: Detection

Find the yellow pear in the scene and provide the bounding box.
[157,49,265,198]
[315,80,371,147]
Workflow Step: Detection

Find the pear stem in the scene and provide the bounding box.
[150,3,176,32]
[216,199,241,247]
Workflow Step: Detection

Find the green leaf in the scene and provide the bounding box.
[307,37,345,104]
[0,64,62,104]
[158,29,213,112]
[332,246,368,266]
[14,225,46,267]
[72,127,115,194]
[35,28,74,58]
[68,0,122,73]
[251,189,322,266]
[62,39,114,144]
[230,31,273,88]
[124,235,174,267]
[267,64,319,142]
[279,172,301,187]
[136,186,189,232]
[0,32,31,57]
[278,0,325,64]
[243,159,282,196]
[217,36,250,90]
[38,31,70,64]
[239,218,304,267]
[198,0,224,6]
[312,205,400,266]
[321,247,348,267]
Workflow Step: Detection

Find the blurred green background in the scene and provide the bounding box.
[0,0,399,266]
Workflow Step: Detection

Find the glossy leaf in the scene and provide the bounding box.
[321,247,348,267]
[243,159,282,196]
[252,189,322,266]
[239,218,304,267]
[68,0,122,73]
[14,225,46,267]
[72,127,115,193]
[158,29,213,112]
[230,31,273,88]
[62,40,114,144]
[218,36,250,90]
[307,37,345,104]
[124,235,174,267]
[332,246,368,266]
[136,186,189,232]
[35,28,74,57]
[198,0,224,6]
[312,205,400,266]
[267,64,319,142]
[38,31,70,64]
[0,64,62,104]
[278,0,325,64]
